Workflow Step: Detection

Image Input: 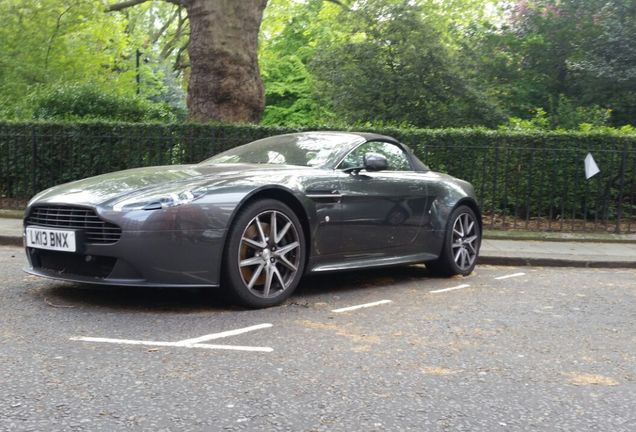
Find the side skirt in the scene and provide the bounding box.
[309,252,438,273]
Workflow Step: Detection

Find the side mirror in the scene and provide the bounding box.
[363,152,388,172]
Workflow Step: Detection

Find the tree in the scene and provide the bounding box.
[309,0,502,128]
[108,0,268,123]
[569,0,636,125]
[474,0,636,128]
[0,0,184,120]
[259,0,337,126]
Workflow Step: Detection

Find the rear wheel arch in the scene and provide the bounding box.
[455,198,482,233]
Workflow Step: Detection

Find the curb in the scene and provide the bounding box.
[0,235,22,247]
[483,234,636,245]
[478,256,636,269]
[483,231,636,244]
[0,210,23,219]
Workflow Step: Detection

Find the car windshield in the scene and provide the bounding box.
[201,133,365,168]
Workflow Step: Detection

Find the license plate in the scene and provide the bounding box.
[26,227,77,252]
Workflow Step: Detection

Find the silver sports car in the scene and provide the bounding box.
[24,131,481,308]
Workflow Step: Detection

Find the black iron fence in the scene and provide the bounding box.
[1,122,635,233]
[404,136,636,233]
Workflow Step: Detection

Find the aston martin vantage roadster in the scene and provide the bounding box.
[24,131,481,308]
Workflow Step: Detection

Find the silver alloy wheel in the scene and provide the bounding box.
[237,210,301,298]
[451,212,479,271]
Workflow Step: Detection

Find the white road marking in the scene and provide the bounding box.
[70,323,274,353]
[331,299,393,313]
[430,284,470,294]
[69,337,273,352]
[174,323,273,346]
[495,272,526,280]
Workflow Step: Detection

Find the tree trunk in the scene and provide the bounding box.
[183,0,267,123]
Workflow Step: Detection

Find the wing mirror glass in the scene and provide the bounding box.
[363,152,388,172]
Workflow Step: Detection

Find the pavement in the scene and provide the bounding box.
[0,217,22,247]
[3,215,636,268]
[479,238,636,268]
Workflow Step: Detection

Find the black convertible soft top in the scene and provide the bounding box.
[351,132,402,145]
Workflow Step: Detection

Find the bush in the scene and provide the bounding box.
[32,84,179,122]
[1,121,635,231]
[501,96,627,133]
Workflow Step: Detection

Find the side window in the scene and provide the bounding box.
[338,141,412,171]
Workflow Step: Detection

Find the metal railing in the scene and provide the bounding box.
[406,140,636,233]
[1,123,634,232]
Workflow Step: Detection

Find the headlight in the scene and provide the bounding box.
[112,188,206,211]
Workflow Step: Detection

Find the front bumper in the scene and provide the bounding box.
[24,205,228,287]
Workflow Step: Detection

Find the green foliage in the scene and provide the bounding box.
[0,0,634,130]
[261,55,330,126]
[501,96,629,133]
[259,0,506,128]
[477,0,636,129]
[552,97,612,131]
[259,0,336,126]
[0,0,187,121]
[2,121,635,230]
[0,0,132,117]
[309,0,503,128]
[502,108,550,132]
[31,84,182,122]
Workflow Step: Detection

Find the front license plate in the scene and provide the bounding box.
[26,227,77,252]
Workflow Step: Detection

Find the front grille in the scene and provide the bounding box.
[26,206,122,244]
[32,249,116,278]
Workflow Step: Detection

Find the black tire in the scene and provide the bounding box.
[223,199,306,308]
[427,205,480,277]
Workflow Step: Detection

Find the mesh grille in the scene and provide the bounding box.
[26,206,121,244]
[33,250,117,278]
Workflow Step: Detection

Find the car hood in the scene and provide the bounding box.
[27,163,310,208]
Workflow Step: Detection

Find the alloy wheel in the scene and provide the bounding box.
[451,212,479,271]
[237,210,301,298]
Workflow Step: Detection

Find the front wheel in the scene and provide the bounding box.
[427,205,480,276]
[223,199,306,308]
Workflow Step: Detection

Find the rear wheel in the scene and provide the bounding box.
[427,205,480,276]
[223,199,305,308]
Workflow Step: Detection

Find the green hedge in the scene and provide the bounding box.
[32,84,184,122]
[1,121,635,231]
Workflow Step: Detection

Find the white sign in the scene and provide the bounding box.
[584,153,600,179]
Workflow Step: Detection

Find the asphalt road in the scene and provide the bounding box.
[1,245,635,432]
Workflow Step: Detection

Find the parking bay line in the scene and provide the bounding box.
[173,323,273,346]
[332,300,393,313]
[70,323,274,353]
[495,272,526,280]
[430,284,470,294]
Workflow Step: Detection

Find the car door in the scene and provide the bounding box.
[334,141,432,256]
